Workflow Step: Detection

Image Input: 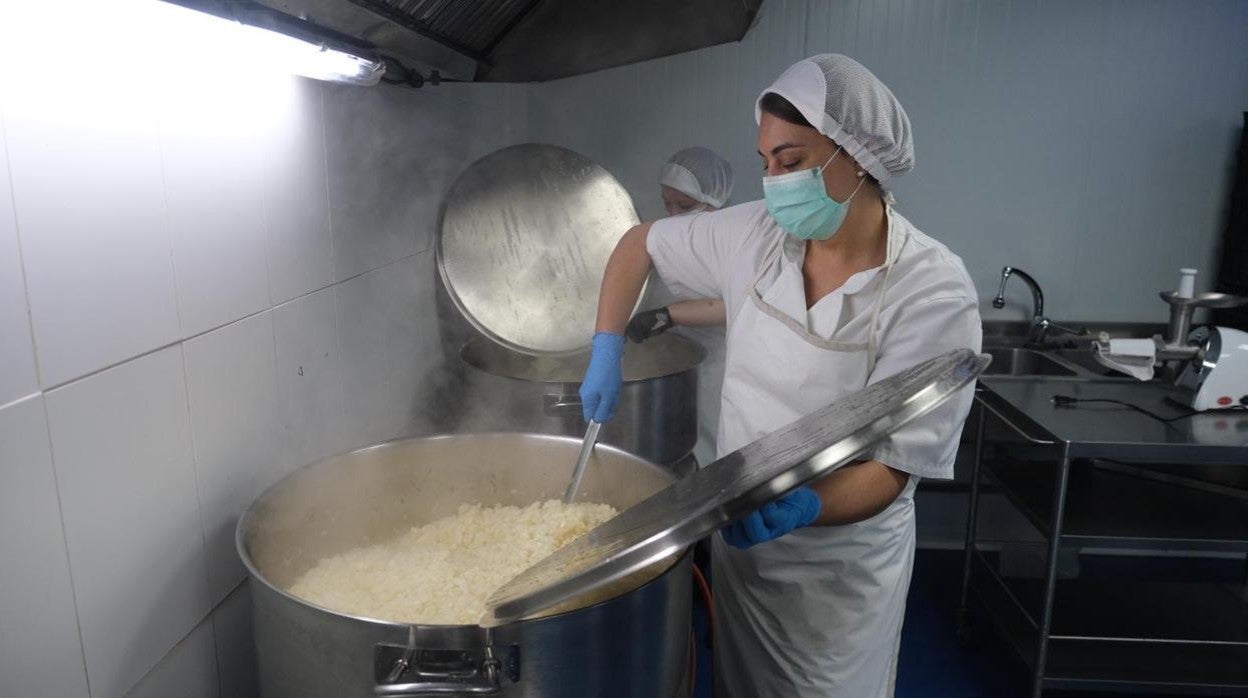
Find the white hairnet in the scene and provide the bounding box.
[754,54,913,184]
[659,146,734,208]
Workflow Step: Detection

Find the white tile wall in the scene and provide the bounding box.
[45,346,211,697]
[336,252,440,449]
[334,266,393,449]
[0,129,38,405]
[184,313,281,605]
[0,395,90,698]
[125,619,219,698]
[212,583,259,698]
[273,287,346,470]
[158,74,270,338]
[384,88,521,256]
[439,82,530,157]
[323,83,422,282]
[259,78,334,305]
[1,73,181,387]
[0,3,518,695]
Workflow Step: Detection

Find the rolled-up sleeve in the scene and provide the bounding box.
[865,295,982,480]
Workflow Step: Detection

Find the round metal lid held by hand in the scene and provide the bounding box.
[483,349,990,626]
[439,144,641,355]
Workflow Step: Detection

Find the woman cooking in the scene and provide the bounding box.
[579,54,982,696]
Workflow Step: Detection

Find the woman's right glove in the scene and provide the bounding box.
[579,332,626,423]
[625,307,674,343]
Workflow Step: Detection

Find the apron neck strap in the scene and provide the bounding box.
[734,213,905,373]
[865,259,893,374]
[865,211,905,374]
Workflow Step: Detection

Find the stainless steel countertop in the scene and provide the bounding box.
[976,377,1248,464]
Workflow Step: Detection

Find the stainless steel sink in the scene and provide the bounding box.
[1048,349,1123,376]
[982,347,1079,376]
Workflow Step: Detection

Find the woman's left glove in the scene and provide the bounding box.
[579,332,626,423]
[721,487,822,549]
[625,307,673,343]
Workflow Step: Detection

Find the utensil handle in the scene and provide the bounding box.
[543,393,581,415]
[563,420,602,503]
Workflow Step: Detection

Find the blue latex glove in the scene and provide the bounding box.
[579,332,625,423]
[721,487,822,549]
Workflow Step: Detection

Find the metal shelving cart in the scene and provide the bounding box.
[959,378,1248,697]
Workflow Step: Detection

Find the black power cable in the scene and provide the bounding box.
[1051,394,1245,424]
[379,54,466,88]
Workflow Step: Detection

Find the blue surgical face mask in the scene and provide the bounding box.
[763,148,865,241]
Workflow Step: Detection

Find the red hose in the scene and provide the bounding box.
[689,632,697,694]
[690,563,714,696]
[691,564,715,638]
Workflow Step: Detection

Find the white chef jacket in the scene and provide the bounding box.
[646,199,981,698]
[647,199,981,478]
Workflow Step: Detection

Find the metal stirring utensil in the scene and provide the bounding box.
[563,420,602,503]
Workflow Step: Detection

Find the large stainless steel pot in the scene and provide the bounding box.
[432,144,705,472]
[238,433,691,698]
[446,334,704,471]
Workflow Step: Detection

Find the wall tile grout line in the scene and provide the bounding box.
[36,394,95,698]
[120,561,252,695]
[265,301,283,480]
[0,391,39,413]
[331,269,348,453]
[258,94,278,312]
[153,108,220,683]
[207,576,253,698]
[152,101,188,344]
[121,604,220,698]
[319,81,353,456]
[0,95,47,393]
[178,339,218,624]
[32,248,431,396]
[317,82,336,284]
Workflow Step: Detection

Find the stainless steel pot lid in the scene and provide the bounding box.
[438,144,642,355]
[483,348,990,626]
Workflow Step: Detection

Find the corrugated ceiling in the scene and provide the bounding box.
[249,0,763,82]
[347,0,540,59]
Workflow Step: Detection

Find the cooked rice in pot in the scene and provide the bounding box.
[286,499,616,625]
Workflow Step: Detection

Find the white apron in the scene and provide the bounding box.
[674,324,726,467]
[713,227,917,698]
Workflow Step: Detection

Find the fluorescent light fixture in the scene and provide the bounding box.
[162,0,386,85]
[236,23,385,85]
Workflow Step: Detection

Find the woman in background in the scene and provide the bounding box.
[627,146,734,467]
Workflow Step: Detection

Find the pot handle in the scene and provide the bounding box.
[374,644,507,696]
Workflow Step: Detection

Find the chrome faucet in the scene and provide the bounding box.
[993,266,1084,345]
[993,266,1043,318]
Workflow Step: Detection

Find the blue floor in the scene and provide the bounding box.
[693,549,1242,697]
[896,549,1033,696]
[898,550,1241,697]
